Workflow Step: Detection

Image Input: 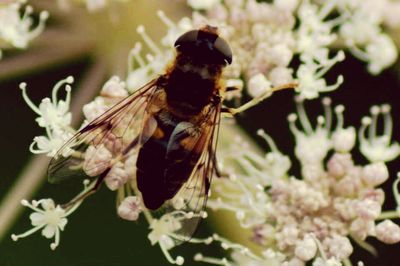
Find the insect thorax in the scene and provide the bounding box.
[163,55,222,116]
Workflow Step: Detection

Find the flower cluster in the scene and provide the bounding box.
[57,0,128,12]
[0,0,48,59]
[15,74,201,265]
[200,97,400,265]
[20,76,75,157]
[11,1,400,265]
[336,0,399,74]
[189,0,345,99]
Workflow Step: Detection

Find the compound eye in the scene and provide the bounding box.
[214,37,232,65]
[174,30,198,48]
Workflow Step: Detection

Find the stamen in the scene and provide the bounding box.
[369,106,380,141]
[21,199,44,213]
[393,174,400,214]
[136,25,162,56]
[52,76,74,106]
[194,253,231,265]
[322,97,332,131]
[159,240,184,265]
[349,45,370,62]
[50,230,60,250]
[22,5,33,21]
[28,10,50,40]
[65,85,72,107]
[317,116,325,130]
[321,75,344,93]
[157,10,175,28]
[288,113,302,136]
[128,42,145,70]
[19,82,41,115]
[334,105,345,130]
[295,96,313,134]
[358,117,371,144]
[316,51,345,78]
[318,0,335,20]
[257,129,278,152]
[381,104,393,141]
[11,224,45,241]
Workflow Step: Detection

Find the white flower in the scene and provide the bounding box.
[0,1,48,58]
[359,105,400,162]
[148,214,182,249]
[313,257,342,266]
[362,162,389,187]
[247,73,272,98]
[105,162,129,191]
[274,0,299,12]
[295,234,317,261]
[349,218,375,240]
[83,97,108,122]
[324,235,353,260]
[82,144,112,177]
[85,0,107,11]
[29,127,74,157]
[57,0,125,12]
[100,76,128,98]
[337,0,398,74]
[11,198,79,250]
[375,220,400,244]
[331,105,356,153]
[327,153,354,179]
[187,0,220,10]
[117,196,142,221]
[20,76,74,130]
[354,199,381,220]
[126,22,180,92]
[288,97,333,166]
[295,52,344,99]
[268,67,294,87]
[364,34,397,74]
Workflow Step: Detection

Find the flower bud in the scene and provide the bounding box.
[354,199,381,219]
[376,220,400,244]
[362,162,389,187]
[105,162,129,191]
[327,153,353,178]
[100,76,128,98]
[117,196,142,221]
[83,145,112,177]
[324,235,353,260]
[247,73,272,98]
[295,234,317,261]
[331,127,356,153]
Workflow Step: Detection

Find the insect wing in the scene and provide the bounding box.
[162,103,221,243]
[48,79,158,184]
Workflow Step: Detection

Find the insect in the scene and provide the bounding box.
[47,25,295,241]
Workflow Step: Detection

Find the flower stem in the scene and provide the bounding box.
[378,210,399,220]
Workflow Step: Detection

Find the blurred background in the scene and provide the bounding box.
[0,0,399,265]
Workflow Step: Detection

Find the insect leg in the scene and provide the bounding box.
[227,82,298,115]
[61,168,111,209]
[225,86,241,92]
[212,154,230,178]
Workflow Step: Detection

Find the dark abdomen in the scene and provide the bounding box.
[136,111,199,210]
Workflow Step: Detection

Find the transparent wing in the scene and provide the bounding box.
[161,102,222,243]
[48,79,158,185]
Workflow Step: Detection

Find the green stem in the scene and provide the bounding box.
[343,258,353,266]
[378,210,399,220]
[350,235,378,257]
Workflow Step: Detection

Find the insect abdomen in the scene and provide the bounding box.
[136,113,199,210]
